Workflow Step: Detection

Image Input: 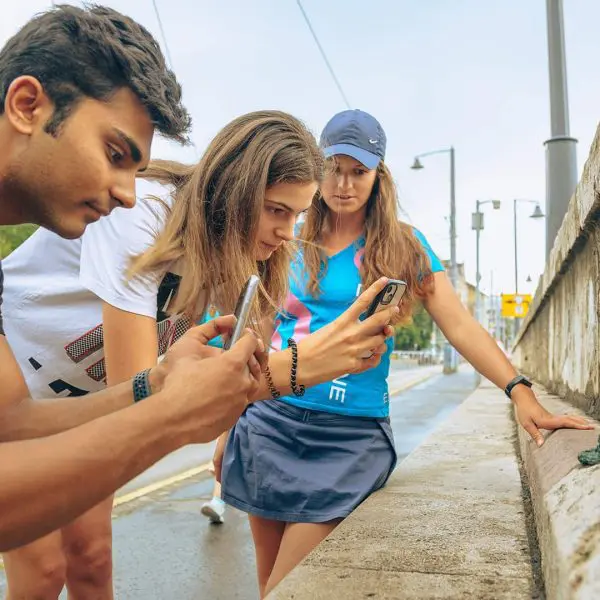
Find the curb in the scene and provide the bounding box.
[515,385,600,600]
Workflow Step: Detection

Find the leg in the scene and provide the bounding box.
[248,515,286,599]
[264,520,342,596]
[3,531,66,600]
[61,496,114,600]
[200,476,226,524]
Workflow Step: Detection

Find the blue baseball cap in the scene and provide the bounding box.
[320,109,386,170]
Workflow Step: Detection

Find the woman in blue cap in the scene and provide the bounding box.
[216,109,588,597]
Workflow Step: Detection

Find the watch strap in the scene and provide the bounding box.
[504,374,532,399]
[133,369,153,403]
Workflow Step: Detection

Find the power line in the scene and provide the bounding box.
[151,0,174,70]
[295,0,351,109]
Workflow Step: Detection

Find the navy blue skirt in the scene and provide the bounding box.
[221,399,397,523]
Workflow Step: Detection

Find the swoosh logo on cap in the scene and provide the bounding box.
[369,138,377,144]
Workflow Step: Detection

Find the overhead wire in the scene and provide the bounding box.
[151,0,174,70]
[295,0,352,109]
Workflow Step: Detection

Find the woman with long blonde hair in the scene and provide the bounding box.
[216,109,590,598]
[1,110,396,599]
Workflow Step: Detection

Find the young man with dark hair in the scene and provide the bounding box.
[0,3,263,585]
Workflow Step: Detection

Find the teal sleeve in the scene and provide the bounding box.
[413,228,445,273]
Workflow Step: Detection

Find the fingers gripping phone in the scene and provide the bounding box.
[223,275,261,350]
[364,279,407,318]
[361,279,407,358]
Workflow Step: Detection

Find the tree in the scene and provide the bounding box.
[0,224,38,258]
[394,304,433,351]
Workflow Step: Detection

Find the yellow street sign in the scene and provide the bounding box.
[501,293,532,318]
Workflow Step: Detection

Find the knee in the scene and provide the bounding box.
[64,538,113,585]
[6,554,67,599]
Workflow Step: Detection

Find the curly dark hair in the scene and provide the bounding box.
[0,3,191,143]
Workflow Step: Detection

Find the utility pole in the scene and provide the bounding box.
[544,0,577,258]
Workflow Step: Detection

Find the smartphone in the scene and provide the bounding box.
[361,279,406,359]
[223,275,261,350]
[364,279,407,319]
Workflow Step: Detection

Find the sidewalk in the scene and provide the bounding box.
[270,379,537,599]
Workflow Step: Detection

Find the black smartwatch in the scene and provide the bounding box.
[504,375,533,399]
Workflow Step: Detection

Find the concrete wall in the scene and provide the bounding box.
[512,125,600,419]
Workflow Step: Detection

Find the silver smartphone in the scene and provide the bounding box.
[223,275,261,350]
[364,279,407,318]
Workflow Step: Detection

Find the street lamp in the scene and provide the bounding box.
[411,147,457,374]
[472,199,501,326]
[514,199,545,295]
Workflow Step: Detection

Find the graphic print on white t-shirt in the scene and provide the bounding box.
[2,185,191,399]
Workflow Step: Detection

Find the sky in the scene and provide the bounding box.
[2,0,599,298]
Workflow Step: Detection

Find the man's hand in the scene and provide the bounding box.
[150,315,264,393]
[158,330,263,444]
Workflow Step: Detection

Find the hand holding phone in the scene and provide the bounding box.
[223,275,261,350]
[364,279,407,319]
[361,279,406,358]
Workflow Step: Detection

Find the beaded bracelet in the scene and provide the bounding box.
[288,337,305,397]
[263,362,281,400]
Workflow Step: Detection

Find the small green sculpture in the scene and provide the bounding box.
[578,435,600,466]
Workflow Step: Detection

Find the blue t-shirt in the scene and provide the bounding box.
[272,229,444,418]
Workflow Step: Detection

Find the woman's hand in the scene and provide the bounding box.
[296,277,397,386]
[513,386,594,446]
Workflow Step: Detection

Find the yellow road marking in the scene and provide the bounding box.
[114,463,213,507]
[389,369,439,397]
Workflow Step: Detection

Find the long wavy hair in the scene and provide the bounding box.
[130,110,323,327]
[300,159,434,323]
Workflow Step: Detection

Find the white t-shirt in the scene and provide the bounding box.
[2,186,191,399]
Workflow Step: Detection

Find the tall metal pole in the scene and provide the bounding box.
[411,146,458,374]
[474,201,481,324]
[544,0,577,258]
[445,146,458,373]
[513,199,519,295]
[474,201,482,386]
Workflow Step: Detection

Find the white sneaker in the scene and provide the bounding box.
[201,497,226,524]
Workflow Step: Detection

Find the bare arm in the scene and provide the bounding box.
[0,330,138,442]
[422,271,517,388]
[0,319,263,552]
[0,304,158,442]
[0,336,133,443]
[423,271,592,442]
[0,390,182,551]
[0,335,29,411]
[102,302,158,386]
